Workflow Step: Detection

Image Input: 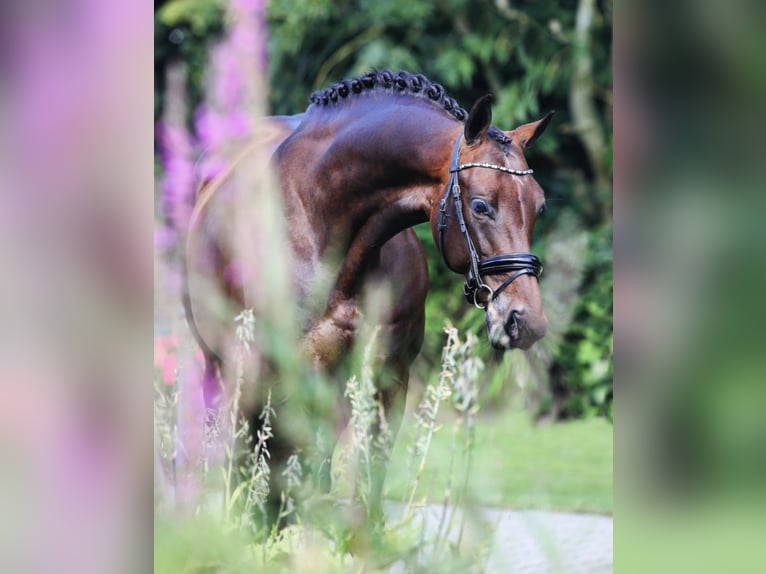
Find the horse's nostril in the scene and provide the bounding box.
[505,307,528,339]
[505,310,521,339]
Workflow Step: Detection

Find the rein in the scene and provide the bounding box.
[437,134,543,309]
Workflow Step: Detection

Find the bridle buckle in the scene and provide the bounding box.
[437,198,448,232]
[470,283,494,310]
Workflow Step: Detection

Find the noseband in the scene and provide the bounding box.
[437,134,543,309]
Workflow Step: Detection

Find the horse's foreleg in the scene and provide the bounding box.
[367,361,409,524]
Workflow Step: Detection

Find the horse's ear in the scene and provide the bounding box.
[464,94,493,145]
[509,110,555,148]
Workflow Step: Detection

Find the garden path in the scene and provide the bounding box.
[386,502,613,574]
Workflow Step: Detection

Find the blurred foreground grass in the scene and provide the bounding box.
[155,326,612,573]
[385,406,613,515]
[154,406,612,573]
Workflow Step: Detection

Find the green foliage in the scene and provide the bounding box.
[548,222,613,420]
[157,0,223,31]
[155,0,225,123]
[263,0,595,129]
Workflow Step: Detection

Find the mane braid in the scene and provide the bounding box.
[309,69,511,145]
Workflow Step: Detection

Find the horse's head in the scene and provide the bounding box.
[431,95,553,350]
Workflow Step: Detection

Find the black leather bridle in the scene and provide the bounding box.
[437,134,543,309]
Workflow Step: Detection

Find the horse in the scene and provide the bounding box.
[183,70,552,526]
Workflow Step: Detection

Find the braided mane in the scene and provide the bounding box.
[309,70,511,145]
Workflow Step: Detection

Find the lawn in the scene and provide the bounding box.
[384,405,613,515]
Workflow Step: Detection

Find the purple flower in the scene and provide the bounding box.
[194,0,269,152]
[156,119,196,244]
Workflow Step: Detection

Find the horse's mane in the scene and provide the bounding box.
[309,69,511,145]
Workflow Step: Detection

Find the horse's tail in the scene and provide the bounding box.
[180,282,222,364]
[180,114,303,366]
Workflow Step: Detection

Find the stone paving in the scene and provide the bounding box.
[386,502,613,574]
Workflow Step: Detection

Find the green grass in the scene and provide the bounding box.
[385,406,613,515]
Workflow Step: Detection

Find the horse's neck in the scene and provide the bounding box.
[283,102,456,310]
[316,107,455,301]
[332,105,453,189]
[304,105,454,232]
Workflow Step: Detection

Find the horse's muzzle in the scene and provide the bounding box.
[488,306,548,350]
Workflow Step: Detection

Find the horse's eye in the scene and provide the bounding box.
[471,199,490,216]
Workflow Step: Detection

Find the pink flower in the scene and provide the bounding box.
[154,333,205,385]
[154,333,180,385]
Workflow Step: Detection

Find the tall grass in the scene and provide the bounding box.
[154,314,496,572]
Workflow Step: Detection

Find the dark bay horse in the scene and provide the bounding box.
[183,70,552,522]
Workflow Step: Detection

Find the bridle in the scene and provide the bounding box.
[437,134,543,310]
